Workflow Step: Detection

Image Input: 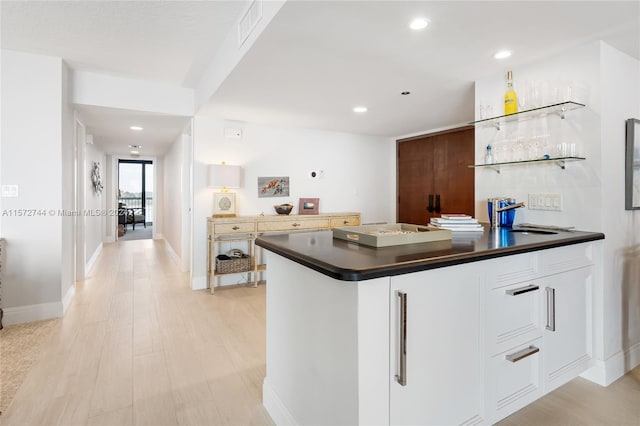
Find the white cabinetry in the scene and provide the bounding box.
[389,264,485,426]
[542,266,592,392]
[261,240,597,426]
[484,244,593,422]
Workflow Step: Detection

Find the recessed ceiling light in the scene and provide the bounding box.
[494,50,512,59]
[128,144,142,149]
[409,18,429,30]
[353,106,368,113]
[130,126,143,131]
[401,91,411,96]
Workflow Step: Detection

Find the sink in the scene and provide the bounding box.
[509,229,558,235]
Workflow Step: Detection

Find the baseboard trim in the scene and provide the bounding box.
[263,378,298,426]
[192,275,207,291]
[62,284,76,314]
[85,243,103,275]
[3,301,62,325]
[581,341,640,386]
[164,239,181,266]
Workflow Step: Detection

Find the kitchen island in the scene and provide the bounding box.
[255,227,604,425]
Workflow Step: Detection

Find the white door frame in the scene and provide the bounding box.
[182,120,194,274]
[74,116,86,280]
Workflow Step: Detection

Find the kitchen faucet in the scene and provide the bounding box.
[490,199,526,229]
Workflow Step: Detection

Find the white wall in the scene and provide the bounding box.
[599,42,640,373]
[73,70,194,116]
[474,41,640,385]
[163,133,184,263]
[475,41,602,230]
[0,49,65,322]
[85,142,106,271]
[191,116,395,289]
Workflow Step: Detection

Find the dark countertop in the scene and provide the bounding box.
[255,226,605,281]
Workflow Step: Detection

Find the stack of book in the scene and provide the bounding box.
[429,214,484,232]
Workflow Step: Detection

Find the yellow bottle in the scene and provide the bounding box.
[504,70,518,115]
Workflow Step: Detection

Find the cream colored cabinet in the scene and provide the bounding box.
[207,213,359,294]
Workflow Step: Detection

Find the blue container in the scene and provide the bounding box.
[488,199,516,227]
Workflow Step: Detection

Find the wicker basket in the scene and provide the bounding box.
[215,255,251,274]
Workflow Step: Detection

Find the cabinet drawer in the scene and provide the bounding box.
[214,222,255,234]
[540,243,593,275]
[330,216,360,228]
[488,339,543,422]
[487,281,543,355]
[483,252,539,287]
[258,218,330,232]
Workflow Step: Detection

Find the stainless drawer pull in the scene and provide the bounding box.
[546,287,556,331]
[395,291,407,387]
[505,284,539,296]
[506,345,540,363]
[232,226,240,230]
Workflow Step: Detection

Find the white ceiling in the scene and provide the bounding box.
[1,0,247,156]
[75,105,191,157]
[2,1,640,151]
[203,0,640,137]
[1,0,248,87]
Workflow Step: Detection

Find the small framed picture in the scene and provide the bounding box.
[213,192,236,217]
[298,197,319,215]
[626,118,640,210]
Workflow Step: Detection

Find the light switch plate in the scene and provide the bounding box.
[528,193,562,211]
[1,184,19,197]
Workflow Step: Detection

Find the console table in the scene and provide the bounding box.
[207,213,360,294]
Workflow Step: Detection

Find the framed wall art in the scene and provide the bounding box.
[258,177,289,197]
[626,118,640,210]
[298,198,319,215]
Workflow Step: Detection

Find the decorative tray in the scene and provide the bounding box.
[332,223,452,247]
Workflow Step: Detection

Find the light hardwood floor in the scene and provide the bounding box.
[3,239,273,426]
[3,239,639,425]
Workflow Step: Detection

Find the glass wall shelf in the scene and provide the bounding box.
[470,101,585,130]
[469,156,586,173]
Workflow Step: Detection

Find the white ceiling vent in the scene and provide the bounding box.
[238,0,263,47]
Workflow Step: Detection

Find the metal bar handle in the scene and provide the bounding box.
[505,284,539,296]
[395,291,407,386]
[546,287,556,331]
[505,345,540,363]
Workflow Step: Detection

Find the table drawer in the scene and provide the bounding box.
[258,218,330,232]
[330,216,360,228]
[486,280,543,355]
[488,339,543,421]
[214,222,255,234]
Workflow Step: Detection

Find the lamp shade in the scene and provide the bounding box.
[208,164,241,188]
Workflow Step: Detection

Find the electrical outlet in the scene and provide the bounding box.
[528,193,562,211]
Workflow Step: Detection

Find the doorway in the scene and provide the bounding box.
[397,126,475,225]
[118,159,153,240]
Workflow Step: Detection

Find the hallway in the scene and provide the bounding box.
[2,239,272,425]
